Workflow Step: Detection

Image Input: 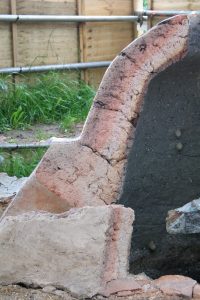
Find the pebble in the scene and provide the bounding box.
[148,240,156,251]
[42,285,56,293]
[176,142,183,151]
[175,129,181,138]
[54,290,67,297]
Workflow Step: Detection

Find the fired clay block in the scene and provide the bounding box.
[0,205,134,297]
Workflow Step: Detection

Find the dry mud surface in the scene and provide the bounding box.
[0,123,83,144]
[0,285,188,300]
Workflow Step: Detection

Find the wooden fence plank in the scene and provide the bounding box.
[0,24,13,68]
[147,0,153,29]
[17,23,78,66]
[77,0,88,82]
[153,0,200,10]
[150,0,200,27]
[79,0,136,87]
[11,0,18,67]
[0,1,12,68]
[16,0,78,67]
[16,0,76,15]
[0,1,10,14]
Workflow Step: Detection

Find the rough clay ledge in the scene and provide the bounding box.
[0,14,200,300]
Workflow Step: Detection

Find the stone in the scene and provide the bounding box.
[0,174,27,218]
[101,278,142,297]
[166,198,200,234]
[193,283,200,299]
[42,285,56,293]
[0,173,27,203]
[131,273,153,289]
[0,284,64,300]
[0,205,134,298]
[154,275,196,298]
[117,290,137,296]
[0,284,186,300]
[53,289,67,297]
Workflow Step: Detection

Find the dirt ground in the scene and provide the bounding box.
[0,123,84,144]
[0,285,188,300]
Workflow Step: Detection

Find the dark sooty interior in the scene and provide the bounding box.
[119,55,200,281]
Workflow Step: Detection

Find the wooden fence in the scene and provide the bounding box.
[0,0,138,87]
[148,0,200,27]
[1,0,200,87]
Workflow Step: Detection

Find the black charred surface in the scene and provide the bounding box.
[119,15,200,281]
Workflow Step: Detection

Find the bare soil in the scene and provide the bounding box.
[0,285,187,300]
[0,285,72,300]
[0,123,83,144]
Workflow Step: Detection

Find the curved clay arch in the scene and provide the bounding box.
[3,14,190,217]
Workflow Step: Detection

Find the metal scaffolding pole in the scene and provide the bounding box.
[0,61,111,74]
[0,14,139,23]
[0,142,50,149]
[136,10,200,17]
[0,12,199,24]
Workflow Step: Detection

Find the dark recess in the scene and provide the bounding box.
[119,55,200,281]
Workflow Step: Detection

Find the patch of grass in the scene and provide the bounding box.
[143,0,148,9]
[0,149,46,178]
[35,129,52,141]
[0,72,95,132]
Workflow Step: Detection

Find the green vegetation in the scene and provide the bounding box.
[0,72,95,178]
[143,0,148,9]
[0,72,95,132]
[0,149,46,178]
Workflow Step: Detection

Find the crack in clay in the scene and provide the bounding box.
[101,207,121,284]
[120,51,136,64]
[92,104,138,130]
[15,282,76,297]
[81,144,116,166]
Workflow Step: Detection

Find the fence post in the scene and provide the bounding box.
[133,0,143,12]
[10,0,18,67]
[77,0,88,84]
[133,0,143,37]
[147,0,153,29]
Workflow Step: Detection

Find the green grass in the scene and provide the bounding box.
[0,149,46,178]
[143,0,148,9]
[0,72,95,178]
[0,72,95,132]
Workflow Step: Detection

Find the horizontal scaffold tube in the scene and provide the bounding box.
[0,14,139,23]
[0,12,199,23]
[0,142,50,149]
[135,10,200,17]
[0,61,111,74]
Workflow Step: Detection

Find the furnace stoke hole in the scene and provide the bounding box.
[119,55,200,281]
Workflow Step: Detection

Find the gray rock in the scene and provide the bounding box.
[53,290,67,297]
[0,156,4,164]
[0,205,134,297]
[166,199,200,234]
[42,285,56,293]
[0,173,27,203]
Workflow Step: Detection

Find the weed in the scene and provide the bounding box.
[143,0,147,8]
[35,129,52,141]
[0,149,46,178]
[0,72,95,132]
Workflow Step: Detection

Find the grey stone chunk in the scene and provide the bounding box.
[0,173,27,202]
[42,285,56,293]
[166,199,200,234]
[0,205,134,297]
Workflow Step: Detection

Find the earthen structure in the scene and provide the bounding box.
[1,14,200,299]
